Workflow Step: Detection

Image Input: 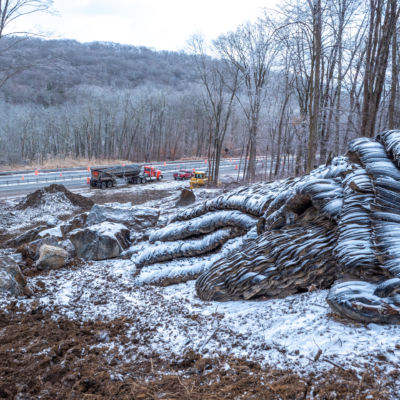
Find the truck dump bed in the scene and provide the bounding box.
[91,164,141,179]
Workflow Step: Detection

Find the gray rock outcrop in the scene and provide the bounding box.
[6,225,47,248]
[60,213,88,237]
[18,236,59,261]
[69,222,130,261]
[86,203,159,230]
[0,255,26,296]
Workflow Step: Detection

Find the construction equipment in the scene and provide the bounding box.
[190,171,207,189]
[90,164,163,189]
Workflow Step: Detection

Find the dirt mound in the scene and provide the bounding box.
[0,306,392,400]
[17,184,93,211]
[176,188,196,207]
[89,188,173,206]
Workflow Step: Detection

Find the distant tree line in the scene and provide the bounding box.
[0,0,400,184]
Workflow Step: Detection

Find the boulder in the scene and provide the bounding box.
[58,239,76,258]
[176,189,196,207]
[6,225,47,248]
[18,236,59,261]
[36,245,69,270]
[60,213,88,237]
[86,203,159,230]
[0,255,26,296]
[37,226,63,239]
[69,222,131,261]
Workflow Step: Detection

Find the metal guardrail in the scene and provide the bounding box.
[0,174,90,187]
[0,158,264,190]
[0,158,247,176]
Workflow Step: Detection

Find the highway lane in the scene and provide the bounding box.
[0,158,269,198]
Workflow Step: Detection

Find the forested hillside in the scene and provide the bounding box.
[0,38,198,105]
[0,37,217,166]
[1,0,399,184]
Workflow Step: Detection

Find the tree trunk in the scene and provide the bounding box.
[389,30,398,129]
[307,0,322,173]
[361,0,399,137]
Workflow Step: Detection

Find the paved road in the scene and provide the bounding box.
[0,158,268,198]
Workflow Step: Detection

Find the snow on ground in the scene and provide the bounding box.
[1,179,400,394]
[0,178,218,234]
[1,247,400,385]
[0,192,73,233]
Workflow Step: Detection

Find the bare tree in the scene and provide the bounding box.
[0,0,53,88]
[0,0,53,39]
[215,17,277,182]
[317,0,364,160]
[388,26,398,129]
[303,0,322,172]
[361,0,400,137]
[189,34,239,185]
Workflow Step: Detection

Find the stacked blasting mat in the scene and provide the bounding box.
[136,163,347,268]
[197,219,337,301]
[327,134,400,323]
[197,166,344,302]
[135,201,263,268]
[138,131,400,324]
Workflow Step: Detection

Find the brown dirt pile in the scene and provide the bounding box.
[17,184,94,211]
[0,306,392,400]
[176,189,196,207]
[89,188,174,206]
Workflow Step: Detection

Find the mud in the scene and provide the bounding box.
[0,305,392,399]
[89,188,175,206]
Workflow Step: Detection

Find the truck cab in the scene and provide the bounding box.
[143,165,163,181]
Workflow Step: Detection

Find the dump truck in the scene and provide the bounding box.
[90,164,163,189]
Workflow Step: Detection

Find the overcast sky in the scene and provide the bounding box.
[14,0,275,51]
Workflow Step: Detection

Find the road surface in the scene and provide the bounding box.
[0,158,268,198]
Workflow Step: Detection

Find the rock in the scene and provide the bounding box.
[18,236,59,261]
[44,215,60,227]
[38,226,63,239]
[36,245,69,270]
[6,225,47,248]
[176,189,196,207]
[0,255,26,296]
[69,222,131,261]
[60,213,88,237]
[86,203,159,230]
[58,239,76,258]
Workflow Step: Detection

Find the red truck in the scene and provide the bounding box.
[90,164,163,189]
[142,165,163,181]
[173,169,193,180]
